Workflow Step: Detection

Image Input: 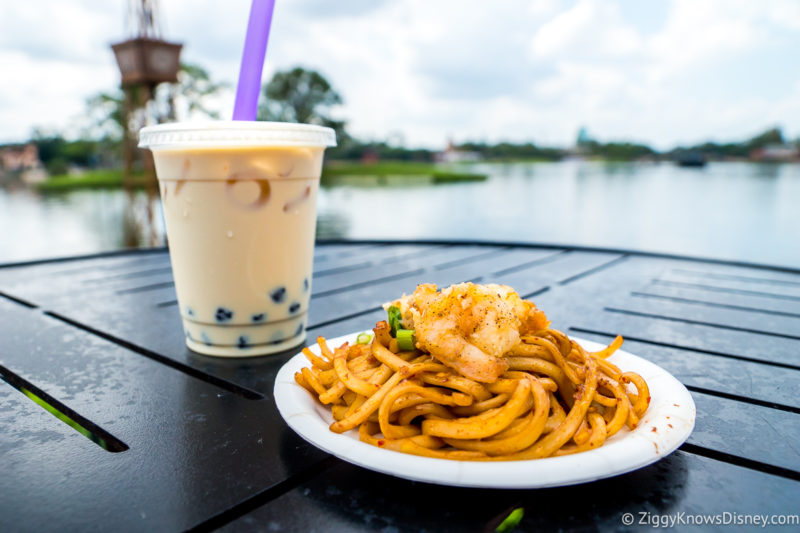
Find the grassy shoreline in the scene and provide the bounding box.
[322,162,486,182]
[36,161,487,192]
[37,169,150,192]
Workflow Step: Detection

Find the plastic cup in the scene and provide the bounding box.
[138,121,336,356]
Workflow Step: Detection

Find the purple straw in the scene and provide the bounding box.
[232,0,276,121]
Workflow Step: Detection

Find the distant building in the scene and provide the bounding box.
[576,126,593,147]
[361,149,379,164]
[0,143,40,171]
[567,126,594,159]
[435,139,481,163]
[751,143,800,162]
[0,143,46,184]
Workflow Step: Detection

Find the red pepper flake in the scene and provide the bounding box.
[651,427,658,433]
[574,384,586,401]
[377,440,385,447]
[673,403,679,407]
[668,424,673,429]
[647,397,651,404]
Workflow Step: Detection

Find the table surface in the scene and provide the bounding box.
[1,241,798,532]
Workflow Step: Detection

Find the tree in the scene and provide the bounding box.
[154,63,226,121]
[746,127,783,150]
[84,92,125,141]
[257,67,346,139]
[26,62,226,173]
[82,62,224,141]
[29,130,102,174]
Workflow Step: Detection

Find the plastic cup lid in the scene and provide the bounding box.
[138,121,337,149]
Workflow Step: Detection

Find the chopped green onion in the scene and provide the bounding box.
[387,305,402,336]
[396,329,415,351]
[495,508,524,533]
[356,332,373,345]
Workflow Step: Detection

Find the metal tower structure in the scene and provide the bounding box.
[111,0,182,186]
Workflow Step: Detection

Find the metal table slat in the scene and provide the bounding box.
[0,298,327,532]
[482,250,625,289]
[574,332,800,411]
[220,451,799,533]
[0,241,798,531]
[660,270,800,299]
[570,312,800,368]
[311,245,492,295]
[306,247,559,324]
[604,293,800,338]
[0,253,170,298]
[636,282,800,316]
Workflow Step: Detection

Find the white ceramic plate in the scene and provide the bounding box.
[274,332,696,488]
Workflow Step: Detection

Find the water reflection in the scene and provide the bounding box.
[121,189,165,249]
[321,174,473,188]
[752,163,781,179]
[0,187,166,262]
[1,161,798,267]
[315,210,350,239]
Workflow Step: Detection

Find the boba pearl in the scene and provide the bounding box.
[201,332,212,346]
[237,336,249,349]
[215,307,234,322]
[251,313,266,322]
[270,287,287,303]
[289,302,301,314]
[270,331,285,344]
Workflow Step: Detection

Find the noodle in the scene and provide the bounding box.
[296,322,650,460]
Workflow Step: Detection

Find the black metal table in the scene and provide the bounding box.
[1,241,798,532]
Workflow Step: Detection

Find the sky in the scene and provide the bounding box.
[1,0,799,149]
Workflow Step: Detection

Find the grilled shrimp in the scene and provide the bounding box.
[398,283,549,383]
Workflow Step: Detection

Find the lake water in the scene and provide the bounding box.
[1,161,798,267]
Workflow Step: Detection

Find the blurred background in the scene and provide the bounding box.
[1,0,798,266]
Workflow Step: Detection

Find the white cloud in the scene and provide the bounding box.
[0,0,798,148]
[646,0,759,83]
[764,0,800,29]
[531,0,642,59]
[0,49,117,138]
[0,0,121,63]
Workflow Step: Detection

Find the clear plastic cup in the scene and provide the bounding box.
[139,121,336,356]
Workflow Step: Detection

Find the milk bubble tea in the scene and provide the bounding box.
[153,145,324,356]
